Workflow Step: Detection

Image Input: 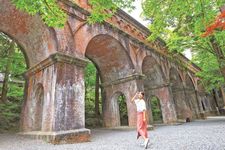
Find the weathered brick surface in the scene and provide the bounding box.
[0,0,57,67]
[1,0,223,144]
[170,68,192,121]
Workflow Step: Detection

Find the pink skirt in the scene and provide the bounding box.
[137,112,148,139]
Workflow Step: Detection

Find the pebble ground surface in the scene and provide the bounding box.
[0,116,225,150]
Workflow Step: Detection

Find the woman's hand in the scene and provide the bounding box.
[143,117,146,122]
[134,92,139,97]
[131,91,139,102]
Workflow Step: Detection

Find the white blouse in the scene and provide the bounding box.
[134,99,146,112]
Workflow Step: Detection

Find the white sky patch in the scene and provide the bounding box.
[123,0,148,26]
[182,49,193,60]
[123,1,193,60]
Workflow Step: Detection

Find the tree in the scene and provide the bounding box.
[1,41,15,103]
[84,62,103,127]
[141,0,225,90]
[95,71,100,117]
[87,0,135,23]
[202,5,225,37]
[11,0,135,26]
[12,0,66,28]
[84,62,101,118]
[192,49,224,91]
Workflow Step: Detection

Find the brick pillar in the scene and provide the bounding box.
[195,90,206,119]
[20,53,90,144]
[101,74,144,127]
[184,86,202,119]
[169,84,190,121]
[146,83,177,124]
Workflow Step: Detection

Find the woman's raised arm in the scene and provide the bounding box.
[131,92,139,102]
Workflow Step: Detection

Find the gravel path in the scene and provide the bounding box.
[0,116,225,150]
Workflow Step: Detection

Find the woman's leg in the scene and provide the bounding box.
[137,112,148,139]
[137,112,149,149]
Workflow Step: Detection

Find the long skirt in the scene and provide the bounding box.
[137,112,148,139]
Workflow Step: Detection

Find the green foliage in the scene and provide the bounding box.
[84,63,97,120]
[7,84,24,98]
[193,50,224,91]
[85,63,97,87]
[87,0,135,23]
[0,101,22,132]
[151,96,162,122]
[118,94,128,125]
[12,0,67,28]
[12,0,135,26]
[84,62,102,127]
[0,33,26,78]
[84,63,96,105]
[142,0,225,40]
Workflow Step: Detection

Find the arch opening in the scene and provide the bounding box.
[185,75,200,119]
[118,93,128,126]
[84,62,103,127]
[0,32,28,132]
[169,68,191,121]
[111,92,128,126]
[142,56,166,124]
[149,96,163,124]
[85,34,134,83]
[84,34,133,128]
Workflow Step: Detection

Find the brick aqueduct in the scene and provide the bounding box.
[0,0,223,144]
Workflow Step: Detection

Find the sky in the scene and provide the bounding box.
[124,0,148,26]
[123,0,193,60]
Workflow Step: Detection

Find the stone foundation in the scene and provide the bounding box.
[19,128,90,144]
[199,113,206,119]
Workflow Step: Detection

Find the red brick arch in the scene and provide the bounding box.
[185,74,197,90]
[0,0,57,67]
[169,67,192,120]
[142,55,166,87]
[85,34,134,83]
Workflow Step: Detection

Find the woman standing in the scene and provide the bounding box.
[131,92,149,149]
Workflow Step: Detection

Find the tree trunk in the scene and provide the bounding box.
[1,42,15,103]
[84,81,87,105]
[210,36,225,79]
[219,86,225,107]
[95,71,100,117]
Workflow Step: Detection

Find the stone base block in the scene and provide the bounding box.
[177,119,187,123]
[19,128,90,144]
[219,108,225,115]
[204,111,218,116]
[199,113,206,119]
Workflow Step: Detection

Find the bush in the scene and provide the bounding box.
[0,101,22,132]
